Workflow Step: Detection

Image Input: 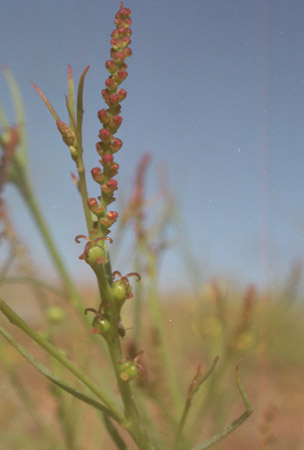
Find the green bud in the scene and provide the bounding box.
[111,280,132,303]
[118,360,139,381]
[46,306,66,323]
[91,315,111,337]
[86,245,106,266]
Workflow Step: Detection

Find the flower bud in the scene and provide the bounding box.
[91,315,111,337]
[101,154,114,165]
[105,59,116,74]
[112,51,125,64]
[118,360,139,381]
[86,244,107,266]
[56,120,76,146]
[110,138,123,153]
[99,128,112,142]
[118,89,127,102]
[98,109,110,125]
[99,211,118,228]
[46,306,66,323]
[116,70,128,83]
[91,167,104,184]
[87,197,104,216]
[123,47,132,59]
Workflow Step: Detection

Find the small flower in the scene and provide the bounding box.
[91,2,132,234]
[75,235,113,266]
[118,351,147,382]
[56,120,77,147]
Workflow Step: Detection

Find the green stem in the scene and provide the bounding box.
[0,348,58,449]
[77,157,93,236]
[146,262,183,414]
[0,276,65,298]
[0,297,125,424]
[189,368,253,450]
[12,162,83,312]
[87,264,154,450]
[173,358,219,450]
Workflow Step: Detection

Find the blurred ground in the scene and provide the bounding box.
[0,278,303,450]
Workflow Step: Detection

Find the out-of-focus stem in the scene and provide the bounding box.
[11,162,83,312]
[0,298,124,423]
[93,263,154,449]
[77,160,93,236]
[146,253,183,415]
[0,349,57,449]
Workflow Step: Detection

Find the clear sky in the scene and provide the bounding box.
[1,0,304,291]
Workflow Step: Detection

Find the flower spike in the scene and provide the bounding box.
[91,1,132,236]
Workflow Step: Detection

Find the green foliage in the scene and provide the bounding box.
[7,3,302,449]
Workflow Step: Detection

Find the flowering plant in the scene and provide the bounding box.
[0,4,252,449]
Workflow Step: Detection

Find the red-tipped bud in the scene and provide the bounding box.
[118,89,127,102]
[116,70,128,83]
[122,36,131,46]
[111,38,122,51]
[91,167,104,184]
[56,120,76,146]
[108,211,118,221]
[102,88,110,103]
[100,211,118,228]
[98,109,110,125]
[109,115,123,132]
[116,6,131,20]
[123,47,132,59]
[105,59,116,74]
[105,78,117,92]
[87,197,98,208]
[112,51,125,63]
[110,138,123,153]
[96,141,104,155]
[108,94,120,107]
[101,154,114,165]
[87,198,105,217]
[112,27,132,38]
[101,178,118,195]
[111,163,119,174]
[107,179,118,190]
[99,128,112,142]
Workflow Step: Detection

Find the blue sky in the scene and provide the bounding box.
[1,0,304,291]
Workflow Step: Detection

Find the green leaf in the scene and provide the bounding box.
[189,367,253,450]
[0,104,9,128]
[1,66,28,167]
[31,81,61,122]
[67,65,76,131]
[0,297,125,424]
[76,65,90,147]
[0,325,115,418]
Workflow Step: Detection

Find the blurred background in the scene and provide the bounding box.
[1,0,304,291]
[1,2,304,450]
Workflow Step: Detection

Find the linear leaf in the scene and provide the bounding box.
[31,81,60,122]
[0,325,115,418]
[76,65,90,147]
[189,367,253,450]
[1,66,28,166]
[67,64,76,130]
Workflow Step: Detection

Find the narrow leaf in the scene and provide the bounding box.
[0,297,124,423]
[0,325,114,418]
[67,64,76,130]
[31,81,61,122]
[0,104,9,128]
[189,367,253,450]
[191,356,219,397]
[65,95,77,133]
[76,65,90,141]
[1,66,28,166]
